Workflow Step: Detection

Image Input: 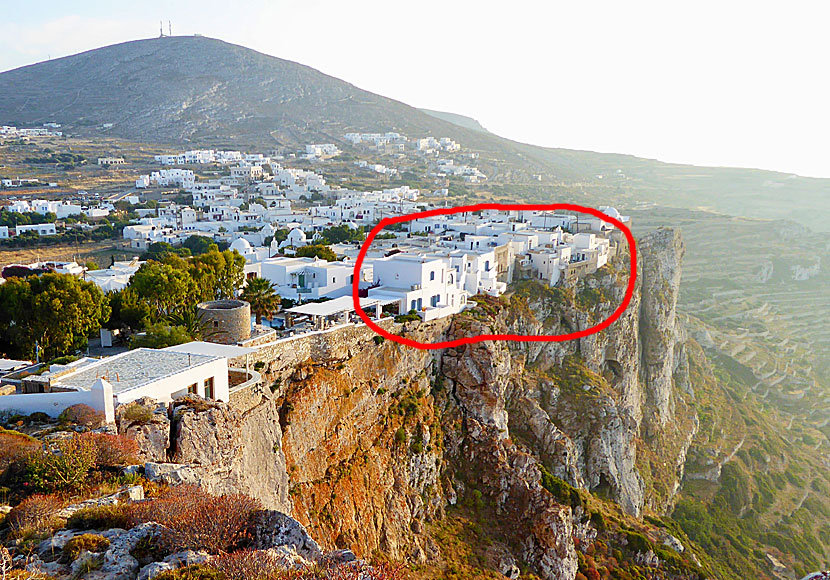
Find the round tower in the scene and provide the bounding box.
[196,299,251,344]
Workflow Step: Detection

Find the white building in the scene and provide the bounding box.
[260,256,354,301]
[367,254,468,321]
[0,347,233,423]
[16,223,57,236]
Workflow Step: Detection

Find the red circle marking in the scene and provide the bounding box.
[352,203,637,350]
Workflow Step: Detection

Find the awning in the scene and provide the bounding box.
[285,295,383,318]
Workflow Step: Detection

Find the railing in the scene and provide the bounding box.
[228,368,262,393]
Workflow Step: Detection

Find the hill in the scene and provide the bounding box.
[419,108,490,133]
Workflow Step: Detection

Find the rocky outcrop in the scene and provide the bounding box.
[116,398,171,462]
[639,227,685,429]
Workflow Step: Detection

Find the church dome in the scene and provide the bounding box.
[229,237,253,252]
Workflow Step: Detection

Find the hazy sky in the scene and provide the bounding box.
[2,0,829,177]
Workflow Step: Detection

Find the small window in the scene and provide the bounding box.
[429,271,435,281]
[204,377,215,400]
[213,320,219,328]
[188,383,198,395]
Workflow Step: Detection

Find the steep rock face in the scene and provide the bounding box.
[273,333,445,563]
[639,228,685,430]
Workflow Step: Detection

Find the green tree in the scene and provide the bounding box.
[164,307,219,341]
[130,323,193,349]
[319,225,364,244]
[295,244,337,261]
[0,273,110,360]
[129,262,199,317]
[140,241,190,261]
[105,288,151,333]
[190,250,246,301]
[240,277,281,325]
[273,228,290,244]
[182,235,218,256]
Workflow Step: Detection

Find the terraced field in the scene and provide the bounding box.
[631,206,830,441]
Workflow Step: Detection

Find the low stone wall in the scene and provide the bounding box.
[225,319,397,408]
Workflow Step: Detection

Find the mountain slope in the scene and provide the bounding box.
[419,108,490,133]
[0,35,468,147]
[1,35,829,230]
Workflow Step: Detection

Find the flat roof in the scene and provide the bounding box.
[165,341,259,358]
[53,348,220,394]
[0,359,32,371]
[285,295,392,317]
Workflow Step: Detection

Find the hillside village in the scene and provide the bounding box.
[0,32,828,580]
[0,128,629,426]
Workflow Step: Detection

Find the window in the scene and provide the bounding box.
[429,271,435,281]
[188,383,198,395]
[213,320,219,328]
[204,377,215,400]
[411,299,417,311]
[431,294,440,307]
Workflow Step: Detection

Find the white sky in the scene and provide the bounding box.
[1,0,829,177]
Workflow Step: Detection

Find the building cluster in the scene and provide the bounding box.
[304,144,340,159]
[227,207,628,323]
[5,198,113,220]
[434,158,486,183]
[0,124,63,138]
[344,132,460,154]
[354,160,398,175]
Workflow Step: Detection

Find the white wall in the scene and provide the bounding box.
[0,380,114,423]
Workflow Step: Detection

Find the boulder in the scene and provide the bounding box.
[117,398,171,462]
[253,510,323,562]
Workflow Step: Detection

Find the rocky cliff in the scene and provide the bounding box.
[136,228,701,579]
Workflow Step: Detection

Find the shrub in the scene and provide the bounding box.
[126,486,262,553]
[26,435,97,492]
[26,412,52,424]
[153,565,225,580]
[253,361,266,371]
[122,404,153,425]
[61,534,110,562]
[5,494,64,538]
[78,432,139,467]
[58,404,104,428]
[394,313,420,323]
[66,504,130,530]
[539,465,584,509]
[209,550,282,580]
[394,427,406,445]
[0,428,40,472]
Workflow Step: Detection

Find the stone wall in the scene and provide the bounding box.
[197,299,251,344]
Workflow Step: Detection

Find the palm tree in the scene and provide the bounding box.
[165,307,219,341]
[240,277,281,325]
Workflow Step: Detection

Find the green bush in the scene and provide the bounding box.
[62,534,110,562]
[122,404,154,425]
[394,427,406,445]
[66,504,130,530]
[26,435,97,492]
[153,565,225,580]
